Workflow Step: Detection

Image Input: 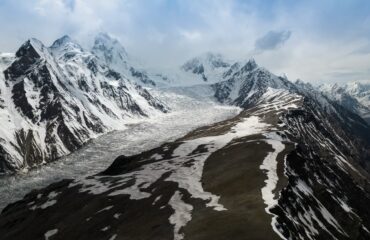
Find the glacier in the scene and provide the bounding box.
[0,88,240,211]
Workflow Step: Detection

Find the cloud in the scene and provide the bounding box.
[254,30,291,52]
[63,0,76,11]
[350,44,370,55]
[179,30,202,41]
[325,68,370,82]
[0,0,370,84]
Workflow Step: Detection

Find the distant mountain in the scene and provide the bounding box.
[159,54,262,87]
[92,33,129,69]
[180,52,231,83]
[212,59,294,108]
[319,82,370,123]
[0,36,168,173]
[92,33,164,87]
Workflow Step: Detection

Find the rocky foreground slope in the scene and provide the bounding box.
[1,66,370,239]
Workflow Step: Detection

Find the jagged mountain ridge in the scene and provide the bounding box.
[1,56,370,239]
[0,36,168,173]
[92,33,164,87]
[319,82,370,123]
[213,60,370,169]
[157,53,257,87]
[180,52,231,83]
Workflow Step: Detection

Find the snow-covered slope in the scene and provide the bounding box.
[155,53,253,87]
[179,52,231,83]
[213,59,295,108]
[0,36,168,173]
[91,33,168,87]
[319,82,370,122]
[345,81,370,105]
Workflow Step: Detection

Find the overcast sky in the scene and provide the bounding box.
[1,0,370,84]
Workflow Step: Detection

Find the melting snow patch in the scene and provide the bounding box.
[151,153,163,160]
[338,199,352,213]
[97,205,114,213]
[260,140,284,209]
[109,234,117,240]
[153,195,162,205]
[260,137,285,207]
[169,191,193,240]
[101,226,110,231]
[47,191,58,199]
[44,229,58,240]
[40,199,57,209]
[260,132,287,240]
[113,213,121,219]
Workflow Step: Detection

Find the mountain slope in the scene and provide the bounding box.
[92,33,163,87]
[1,60,370,240]
[0,37,167,173]
[180,52,231,83]
[319,83,370,123]
[157,53,247,87]
[344,82,370,109]
[213,59,294,108]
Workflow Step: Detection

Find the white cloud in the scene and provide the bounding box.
[0,0,369,83]
[179,30,202,41]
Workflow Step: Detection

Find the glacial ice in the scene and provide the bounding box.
[0,89,240,211]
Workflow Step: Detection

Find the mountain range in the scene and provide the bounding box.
[0,33,370,240]
[319,82,370,123]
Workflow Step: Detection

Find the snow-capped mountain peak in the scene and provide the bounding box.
[178,52,231,83]
[203,52,230,68]
[240,58,258,72]
[49,35,84,60]
[92,32,128,67]
[15,38,49,60]
[319,81,370,123]
[50,35,74,48]
[181,52,230,73]
[345,81,370,96]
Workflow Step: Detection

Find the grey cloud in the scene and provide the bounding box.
[349,44,370,55]
[63,0,76,11]
[324,68,370,83]
[254,30,291,52]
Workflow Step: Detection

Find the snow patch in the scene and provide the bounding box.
[44,229,58,240]
[169,191,193,240]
